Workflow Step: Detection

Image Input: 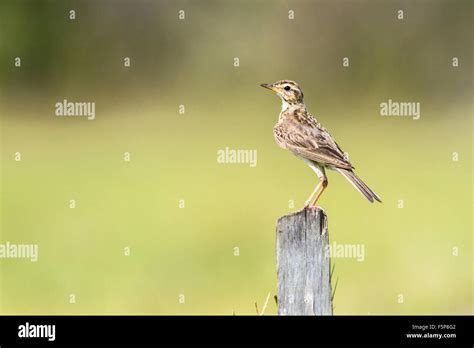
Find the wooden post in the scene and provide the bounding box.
[276,207,332,315]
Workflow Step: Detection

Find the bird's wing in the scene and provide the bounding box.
[274,119,354,170]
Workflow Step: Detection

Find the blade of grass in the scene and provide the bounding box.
[259,292,271,316]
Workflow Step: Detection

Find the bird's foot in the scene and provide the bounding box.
[305,203,325,211]
[301,202,320,211]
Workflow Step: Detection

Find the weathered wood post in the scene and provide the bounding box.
[276,207,332,315]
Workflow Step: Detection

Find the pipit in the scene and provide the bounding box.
[261,80,381,208]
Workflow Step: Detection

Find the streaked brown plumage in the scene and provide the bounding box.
[261,80,381,207]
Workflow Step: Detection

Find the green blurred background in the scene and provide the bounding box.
[0,0,472,314]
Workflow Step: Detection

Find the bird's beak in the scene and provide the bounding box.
[260,83,275,91]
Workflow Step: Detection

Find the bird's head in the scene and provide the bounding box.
[260,80,304,106]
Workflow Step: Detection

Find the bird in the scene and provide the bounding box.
[261,80,381,208]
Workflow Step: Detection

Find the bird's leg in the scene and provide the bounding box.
[304,182,322,208]
[302,162,327,209]
[309,165,327,208]
[311,176,328,207]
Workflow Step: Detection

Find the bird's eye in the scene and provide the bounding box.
[284,85,291,91]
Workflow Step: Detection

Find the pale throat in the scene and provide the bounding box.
[279,97,305,113]
[280,99,290,112]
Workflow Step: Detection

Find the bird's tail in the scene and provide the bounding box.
[336,168,382,203]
